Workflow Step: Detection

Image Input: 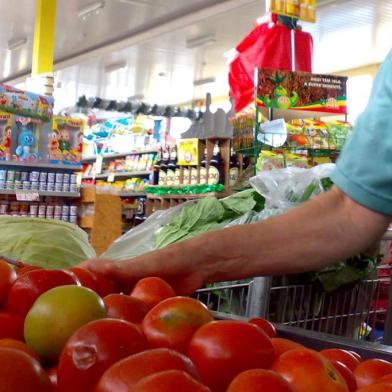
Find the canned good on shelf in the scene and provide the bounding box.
[38,204,46,215]
[63,173,70,183]
[7,170,15,181]
[47,182,55,192]
[69,215,77,224]
[0,203,8,214]
[6,181,14,190]
[0,170,6,181]
[47,172,56,183]
[30,182,39,190]
[22,181,30,190]
[54,205,62,215]
[70,205,78,216]
[29,204,38,216]
[30,171,40,182]
[62,184,70,193]
[14,181,22,190]
[70,184,78,193]
[55,173,64,183]
[14,171,21,181]
[39,172,47,182]
[19,203,29,215]
[54,214,61,220]
[55,183,63,192]
[61,215,69,222]
[70,174,78,184]
[21,172,29,182]
[39,182,47,191]
[0,181,6,190]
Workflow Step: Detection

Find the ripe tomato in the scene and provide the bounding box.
[321,349,360,371]
[348,350,363,362]
[7,269,79,317]
[0,338,40,362]
[354,359,392,389]
[69,267,97,292]
[188,320,274,392]
[330,360,357,392]
[17,265,41,276]
[142,296,213,353]
[0,312,24,340]
[131,370,211,392]
[272,348,349,392]
[58,318,146,392]
[103,293,148,324]
[96,348,199,392]
[130,277,176,309]
[0,259,17,305]
[271,337,305,358]
[227,369,295,392]
[0,347,52,392]
[248,317,277,338]
[357,384,392,392]
[374,373,392,384]
[47,367,58,390]
[93,272,117,297]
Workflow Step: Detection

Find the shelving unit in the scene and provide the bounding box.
[82,148,158,162]
[118,191,146,198]
[83,171,152,180]
[0,190,80,198]
[0,161,82,171]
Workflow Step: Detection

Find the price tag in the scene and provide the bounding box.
[107,173,115,183]
[16,191,40,202]
[95,156,103,175]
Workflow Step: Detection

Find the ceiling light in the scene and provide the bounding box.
[186,35,216,49]
[104,61,127,73]
[78,1,105,20]
[8,37,28,51]
[193,77,216,87]
[114,0,156,5]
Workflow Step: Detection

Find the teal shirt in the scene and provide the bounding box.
[331,50,392,215]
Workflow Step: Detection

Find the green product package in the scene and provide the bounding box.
[0,217,95,269]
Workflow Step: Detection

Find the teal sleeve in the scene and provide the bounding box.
[330,50,392,215]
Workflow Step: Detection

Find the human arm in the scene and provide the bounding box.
[81,186,390,294]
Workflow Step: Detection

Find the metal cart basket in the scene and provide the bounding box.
[195,233,392,345]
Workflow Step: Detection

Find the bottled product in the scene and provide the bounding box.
[152,149,161,185]
[182,167,190,185]
[166,147,177,186]
[158,147,169,186]
[208,142,224,185]
[190,166,198,185]
[199,148,207,185]
[229,148,240,187]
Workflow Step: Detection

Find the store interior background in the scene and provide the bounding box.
[1,0,391,125]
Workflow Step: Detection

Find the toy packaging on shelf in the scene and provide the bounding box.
[14,116,43,161]
[0,112,13,160]
[50,117,84,165]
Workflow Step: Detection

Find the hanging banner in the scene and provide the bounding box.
[256,69,347,115]
[268,0,317,23]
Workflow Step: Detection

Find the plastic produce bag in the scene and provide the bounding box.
[0,217,95,269]
[249,164,335,219]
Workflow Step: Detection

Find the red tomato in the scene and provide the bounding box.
[188,320,274,392]
[0,312,24,340]
[7,269,79,317]
[249,317,277,338]
[142,296,213,353]
[227,369,295,392]
[47,367,58,390]
[374,373,392,384]
[330,360,357,392]
[0,259,17,305]
[58,318,146,392]
[103,293,148,324]
[0,338,40,362]
[271,337,305,358]
[131,370,211,392]
[69,267,97,292]
[96,348,199,392]
[357,384,392,392]
[130,277,176,309]
[348,350,363,362]
[272,348,349,392]
[17,265,41,276]
[0,347,52,391]
[354,359,392,389]
[93,272,117,297]
[321,349,360,371]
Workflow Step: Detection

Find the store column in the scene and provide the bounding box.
[31,0,57,96]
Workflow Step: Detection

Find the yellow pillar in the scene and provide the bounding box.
[32,0,57,76]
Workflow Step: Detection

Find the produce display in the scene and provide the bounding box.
[0,258,390,391]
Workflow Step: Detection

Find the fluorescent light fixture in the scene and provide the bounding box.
[186,35,216,49]
[114,0,156,5]
[8,37,28,51]
[193,77,216,87]
[128,94,144,101]
[104,60,127,73]
[78,1,105,20]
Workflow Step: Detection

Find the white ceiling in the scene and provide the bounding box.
[1,0,392,111]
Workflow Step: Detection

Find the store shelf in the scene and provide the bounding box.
[83,171,152,180]
[0,190,80,198]
[82,149,158,162]
[0,161,82,171]
[118,191,147,198]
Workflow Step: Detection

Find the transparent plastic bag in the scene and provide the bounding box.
[249,163,335,219]
[101,200,197,261]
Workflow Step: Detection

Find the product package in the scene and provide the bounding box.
[0,112,13,160]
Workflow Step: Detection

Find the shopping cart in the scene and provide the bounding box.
[195,233,392,345]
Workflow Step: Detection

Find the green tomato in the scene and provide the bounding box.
[24,285,106,361]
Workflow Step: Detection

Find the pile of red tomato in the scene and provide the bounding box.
[0,258,392,392]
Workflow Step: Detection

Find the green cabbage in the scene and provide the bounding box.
[0,217,95,269]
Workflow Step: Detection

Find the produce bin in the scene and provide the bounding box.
[195,264,392,345]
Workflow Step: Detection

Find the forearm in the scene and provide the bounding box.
[189,187,390,284]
